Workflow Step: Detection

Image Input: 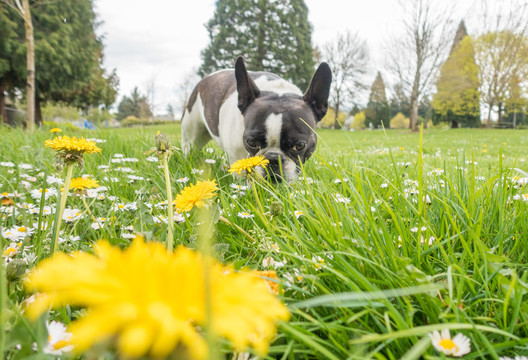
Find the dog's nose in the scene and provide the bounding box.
[265,152,285,182]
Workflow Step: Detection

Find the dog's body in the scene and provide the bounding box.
[182,57,332,181]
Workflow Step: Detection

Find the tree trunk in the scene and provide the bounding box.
[0,82,6,124]
[451,120,459,128]
[334,97,341,130]
[409,95,418,131]
[513,109,517,129]
[497,102,503,124]
[486,105,492,128]
[35,96,43,127]
[409,74,420,132]
[22,0,35,132]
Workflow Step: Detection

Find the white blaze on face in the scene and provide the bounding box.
[265,113,283,148]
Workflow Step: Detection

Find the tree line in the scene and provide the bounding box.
[1,0,527,130]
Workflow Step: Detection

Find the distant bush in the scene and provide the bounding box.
[350,111,366,130]
[390,113,410,129]
[319,108,347,128]
[121,116,142,127]
[43,121,80,132]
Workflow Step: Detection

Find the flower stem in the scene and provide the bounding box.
[251,179,264,214]
[50,163,73,254]
[219,216,256,243]
[81,195,96,221]
[162,153,175,252]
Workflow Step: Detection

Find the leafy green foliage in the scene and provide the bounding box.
[0,0,118,125]
[199,0,315,90]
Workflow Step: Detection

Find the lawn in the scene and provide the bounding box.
[1,124,528,359]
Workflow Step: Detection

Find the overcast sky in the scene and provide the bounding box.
[94,0,488,115]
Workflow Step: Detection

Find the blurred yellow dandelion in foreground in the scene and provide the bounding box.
[174,180,218,212]
[68,177,100,191]
[25,238,290,359]
[228,155,269,175]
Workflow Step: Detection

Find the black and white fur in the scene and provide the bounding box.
[181,56,332,182]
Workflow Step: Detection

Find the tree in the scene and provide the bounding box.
[432,29,481,128]
[322,30,369,129]
[474,31,528,126]
[0,0,118,127]
[199,0,314,90]
[1,0,35,131]
[386,0,454,131]
[0,5,20,123]
[389,83,410,119]
[472,0,528,126]
[117,87,152,121]
[365,72,390,128]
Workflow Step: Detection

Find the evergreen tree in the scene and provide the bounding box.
[432,29,480,128]
[389,83,410,119]
[0,0,118,126]
[365,72,390,128]
[199,0,314,89]
[0,5,23,123]
[117,87,152,121]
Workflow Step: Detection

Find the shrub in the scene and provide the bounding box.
[390,113,410,129]
[121,116,142,127]
[350,111,366,130]
[319,108,347,129]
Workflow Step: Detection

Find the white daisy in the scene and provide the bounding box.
[30,188,57,200]
[44,321,74,355]
[62,208,83,222]
[0,161,15,167]
[429,329,470,357]
[176,177,190,183]
[237,211,254,219]
[205,158,216,164]
[146,156,159,162]
[294,210,304,219]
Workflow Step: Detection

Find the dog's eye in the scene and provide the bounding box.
[246,138,258,148]
[293,142,305,151]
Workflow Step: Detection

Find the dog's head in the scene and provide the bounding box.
[235,56,332,182]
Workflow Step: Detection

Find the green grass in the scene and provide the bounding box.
[1,124,528,359]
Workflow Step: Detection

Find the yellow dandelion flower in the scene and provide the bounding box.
[45,136,101,155]
[25,238,290,359]
[256,270,281,295]
[173,180,218,212]
[68,177,100,191]
[49,128,62,133]
[228,156,269,175]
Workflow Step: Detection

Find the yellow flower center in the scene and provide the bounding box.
[439,338,458,352]
[18,227,27,232]
[3,248,16,256]
[119,204,125,209]
[1,192,8,196]
[53,339,69,350]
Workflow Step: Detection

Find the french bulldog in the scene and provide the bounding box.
[181,56,332,182]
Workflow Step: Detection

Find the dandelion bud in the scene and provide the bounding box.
[155,131,170,152]
[6,259,27,282]
[270,201,283,216]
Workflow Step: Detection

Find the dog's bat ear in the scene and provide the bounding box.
[304,62,332,121]
[235,56,261,114]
